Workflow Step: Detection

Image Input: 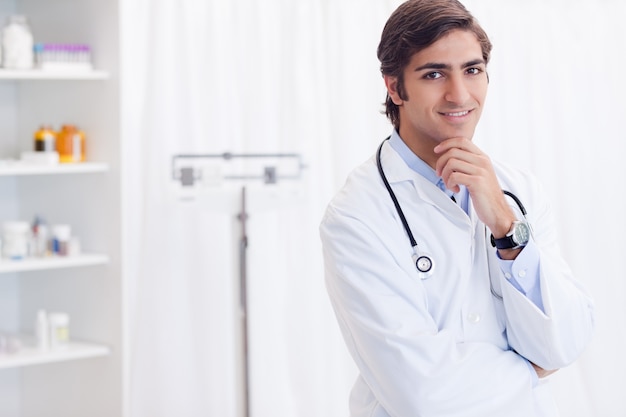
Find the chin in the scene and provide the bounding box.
[458,124,478,138]
[440,128,476,141]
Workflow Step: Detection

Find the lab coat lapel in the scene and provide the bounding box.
[380,143,469,224]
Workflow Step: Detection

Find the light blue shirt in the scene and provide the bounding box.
[388,130,544,312]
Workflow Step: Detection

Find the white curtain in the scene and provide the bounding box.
[463,2,626,415]
[121,1,626,416]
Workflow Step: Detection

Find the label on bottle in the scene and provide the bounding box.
[72,133,82,162]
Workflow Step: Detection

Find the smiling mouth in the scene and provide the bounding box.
[441,110,471,117]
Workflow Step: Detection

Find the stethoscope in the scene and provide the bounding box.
[376,138,529,289]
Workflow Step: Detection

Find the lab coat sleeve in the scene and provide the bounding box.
[497,172,595,370]
[321,204,536,417]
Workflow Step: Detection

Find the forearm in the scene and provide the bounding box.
[500,260,594,369]
[330,292,537,416]
[498,196,595,369]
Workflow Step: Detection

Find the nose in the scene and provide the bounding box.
[444,75,470,104]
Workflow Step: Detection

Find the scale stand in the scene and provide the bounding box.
[237,186,250,417]
[170,151,305,417]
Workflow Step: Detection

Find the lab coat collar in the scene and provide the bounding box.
[379,140,475,228]
[379,138,430,186]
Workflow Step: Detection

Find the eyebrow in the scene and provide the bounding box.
[414,59,486,72]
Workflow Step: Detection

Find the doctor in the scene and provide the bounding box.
[319,1,595,416]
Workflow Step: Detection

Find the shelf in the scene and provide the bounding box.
[0,254,109,274]
[0,69,109,80]
[0,339,110,369]
[0,162,109,176]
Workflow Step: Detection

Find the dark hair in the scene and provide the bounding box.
[377,0,492,129]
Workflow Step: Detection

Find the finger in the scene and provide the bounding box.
[435,147,484,177]
[435,147,462,176]
[531,362,559,379]
[440,159,479,192]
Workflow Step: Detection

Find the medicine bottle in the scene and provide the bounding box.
[51,224,71,256]
[34,125,57,152]
[35,310,50,351]
[1,15,34,69]
[56,124,86,163]
[31,216,50,257]
[48,312,70,348]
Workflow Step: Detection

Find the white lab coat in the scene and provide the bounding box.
[320,142,595,417]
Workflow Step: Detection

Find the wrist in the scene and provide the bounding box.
[491,217,517,239]
[491,220,531,252]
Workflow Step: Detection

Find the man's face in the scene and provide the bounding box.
[385,29,488,151]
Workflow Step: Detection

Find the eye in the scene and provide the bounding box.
[466,67,483,75]
[424,72,443,80]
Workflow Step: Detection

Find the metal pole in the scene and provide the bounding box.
[237,186,250,417]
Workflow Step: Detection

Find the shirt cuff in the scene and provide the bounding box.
[497,241,545,312]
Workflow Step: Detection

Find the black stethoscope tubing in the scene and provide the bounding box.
[376,139,419,248]
[376,138,527,278]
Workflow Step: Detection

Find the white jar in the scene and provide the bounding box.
[2,15,34,69]
[2,221,31,260]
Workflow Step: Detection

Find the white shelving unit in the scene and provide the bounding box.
[0,69,109,80]
[0,340,110,370]
[0,1,123,416]
[0,252,111,374]
[0,162,109,176]
[0,254,109,274]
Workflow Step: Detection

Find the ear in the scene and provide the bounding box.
[384,75,403,105]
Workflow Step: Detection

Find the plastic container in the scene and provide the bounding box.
[51,224,71,256]
[48,312,70,348]
[31,216,50,257]
[34,125,57,152]
[35,310,50,351]
[34,43,93,71]
[56,125,86,163]
[1,15,34,69]
[2,221,31,260]
[68,236,81,257]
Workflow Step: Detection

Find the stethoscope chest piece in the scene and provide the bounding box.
[413,251,435,279]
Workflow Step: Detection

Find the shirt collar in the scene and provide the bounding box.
[388,129,446,192]
[387,130,469,214]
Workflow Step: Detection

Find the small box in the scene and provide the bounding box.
[20,151,60,165]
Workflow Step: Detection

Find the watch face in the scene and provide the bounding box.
[513,222,530,245]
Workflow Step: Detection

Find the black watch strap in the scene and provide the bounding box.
[491,234,517,250]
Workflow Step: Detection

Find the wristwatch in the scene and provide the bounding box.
[491,221,530,250]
